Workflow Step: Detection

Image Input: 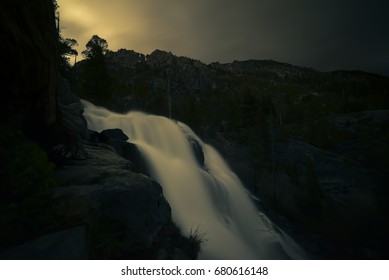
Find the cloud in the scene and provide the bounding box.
[57,0,389,75]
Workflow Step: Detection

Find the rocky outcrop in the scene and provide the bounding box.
[327,110,389,164]
[88,129,148,174]
[57,75,88,140]
[1,142,199,259]
[178,124,205,167]
[188,136,205,167]
[53,143,201,259]
[99,128,129,141]
[210,59,318,81]
[254,139,383,258]
[105,49,146,70]
[274,140,378,206]
[53,144,171,257]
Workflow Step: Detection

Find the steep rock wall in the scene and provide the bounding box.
[1,0,58,126]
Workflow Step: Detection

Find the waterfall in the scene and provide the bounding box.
[82,100,306,259]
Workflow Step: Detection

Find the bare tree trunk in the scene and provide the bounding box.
[271,112,277,213]
[56,11,60,34]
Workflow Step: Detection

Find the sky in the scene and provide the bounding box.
[57,0,389,76]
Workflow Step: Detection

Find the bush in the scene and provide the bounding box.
[0,124,58,203]
[0,124,59,249]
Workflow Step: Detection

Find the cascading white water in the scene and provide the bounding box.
[82,100,307,259]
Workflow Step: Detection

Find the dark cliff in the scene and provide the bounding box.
[1,0,58,126]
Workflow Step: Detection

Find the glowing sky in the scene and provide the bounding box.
[58,0,389,76]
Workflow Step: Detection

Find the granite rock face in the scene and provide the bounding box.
[274,140,378,206]
[50,144,198,259]
[53,144,171,250]
[253,139,383,258]
[88,129,148,174]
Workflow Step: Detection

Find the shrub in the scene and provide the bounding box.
[0,124,58,203]
[0,124,59,249]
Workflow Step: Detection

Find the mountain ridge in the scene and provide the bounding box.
[98,48,389,79]
[73,47,389,120]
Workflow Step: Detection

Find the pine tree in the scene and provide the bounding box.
[81,35,111,105]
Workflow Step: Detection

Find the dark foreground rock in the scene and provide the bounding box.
[52,144,198,259]
[53,145,170,250]
[0,226,87,260]
[1,144,200,260]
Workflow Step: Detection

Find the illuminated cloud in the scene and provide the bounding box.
[57,0,389,76]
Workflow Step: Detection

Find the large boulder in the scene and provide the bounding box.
[100,128,129,141]
[178,123,205,167]
[88,129,148,174]
[53,144,171,257]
